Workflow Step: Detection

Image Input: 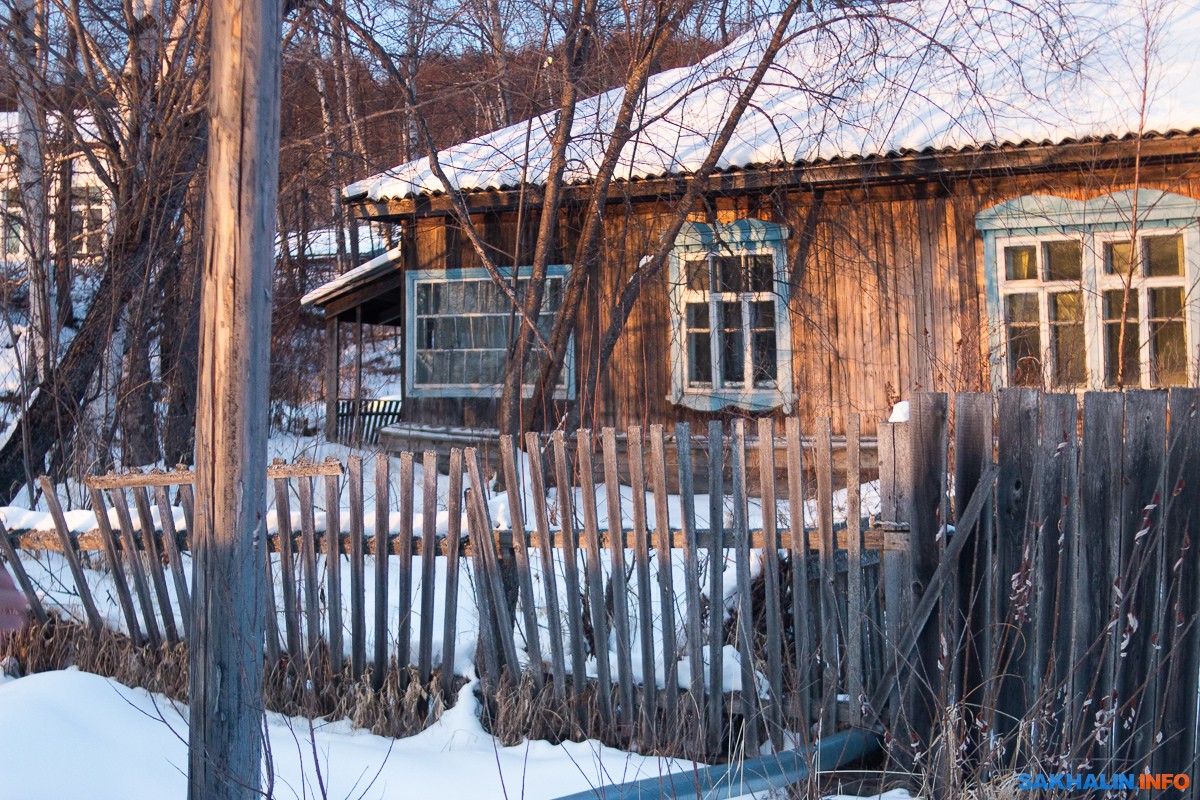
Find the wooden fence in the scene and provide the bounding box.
[336,398,403,445]
[2,389,1198,788]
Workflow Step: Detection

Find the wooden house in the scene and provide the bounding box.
[303,5,1200,454]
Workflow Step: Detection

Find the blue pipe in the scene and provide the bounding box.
[553,727,882,800]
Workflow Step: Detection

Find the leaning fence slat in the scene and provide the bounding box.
[88,486,140,642]
[706,421,725,753]
[602,428,635,729]
[0,519,47,625]
[551,432,588,702]
[123,486,179,644]
[263,523,282,665]
[297,473,322,660]
[38,478,102,635]
[441,449,464,700]
[755,419,785,748]
[500,436,544,690]
[649,425,679,735]
[272,476,302,664]
[103,488,160,647]
[151,485,192,639]
[525,432,566,699]
[465,483,502,693]
[396,453,415,684]
[348,455,366,679]
[628,426,658,743]
[324,469,344,675]
[676,423,707,750]
[784,418,813,730]
[466,448,521,680]
[1155,389,1200,782]
[814,418,840,735]
[373,453,391,687]
[418,451,439,686]
[845,415,864,726]
[731,420,760,756]
[577,431,614,726]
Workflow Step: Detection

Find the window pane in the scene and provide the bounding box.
[685,259,709,291]
[1007,325,1042,387]
[746,255,774,293]
[1005,293,1039,324]
[1107,241,1134,276]
[1049,291,1085,387]
[749,301,777,387]
[1005,246,1037,280]
[686,303,710,330]
[1043,241,1081,281]
[1145,234,1183,277]
[415,351,434,384]
[720,302,744,385]
[1105,322,1140,387]
[1151,321,1187,386]
[1150,286,1184,320]
[1103,289,1139,321]
[687,332,712,386]
[715,256,743,293]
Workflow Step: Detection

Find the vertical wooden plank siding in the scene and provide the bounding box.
[576,431,614,724]
[39,479,102,635]
[441,449,464,699]
[499,436,545,690]
[324,471,344,675]
[524,432,566,698]
[906,393,947,749]
[373,453,391,686]
[755,418,784,749]
[152,485,193,639]
[628,427,659,742]
[649,425,679,735]
[601,428,635,728]
[844,414,864,726]
[1114,391,1167,772]
[272,477,302,662]
[418,451,439,685]
[395,452,414,682]
[730,419,760,756]
[296,475,321,657]
[814,418,839,734]
[88,486,141,642]
[784,417,813,730]
[1155,389,1200,787]
[348,456,366,678]
[706,421,725,753]
[551,432,589,700]
[675,423,707,750]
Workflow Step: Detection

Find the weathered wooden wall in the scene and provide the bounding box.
[387,150,1200,434]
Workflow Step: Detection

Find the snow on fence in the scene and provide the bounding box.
[3,389,1200,779]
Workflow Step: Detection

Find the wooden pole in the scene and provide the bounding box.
[188,0,281,792]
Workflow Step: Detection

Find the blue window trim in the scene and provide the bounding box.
[404,265,575,399]
[976,189,1200,390]
[667,219,795,412]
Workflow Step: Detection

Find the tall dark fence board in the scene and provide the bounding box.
[395,453,414,688]
[576,432,613,725]
[348,456,366,678]
[297,475,321,660]
[88,487,141,643]
[1115,391,1168,771]
[784,417,814,731]
[993,388,1037,742]
[441,449,465,701]
[627,426,658,743]
[844,414,864,728]
[373,454,392,687]
[730,420,760,756]
[152,484,192,638]
[524,433,566,699]
[500,437,545,692]
[1156,389,1200,796]
[601,429,634,727]
[418,451,439,686]
[649,425,680,736]
[814,418,839,735]
[551,432,588,704]
[273,477,302,664]
[704,421,725,753]
[324,471,344,675]
[676,423,707,752]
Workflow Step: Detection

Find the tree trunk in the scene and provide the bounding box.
[186,0,280,793]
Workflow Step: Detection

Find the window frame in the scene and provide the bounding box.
[403,265,575,399]
[668,219,794,412]
[979,190,1200,391]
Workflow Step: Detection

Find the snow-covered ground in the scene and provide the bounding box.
[0,668,917,800]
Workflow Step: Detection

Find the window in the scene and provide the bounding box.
[3,188,21,258]
[668,220,794,411]
[404,266,573,398]
[70,186,105,258]
[978,191,1200,390]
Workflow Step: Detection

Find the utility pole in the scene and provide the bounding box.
[188,0,281,793]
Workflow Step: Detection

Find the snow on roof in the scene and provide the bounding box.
[301,245,403,307]
[345,1,1200,202]
[278,224,390,260]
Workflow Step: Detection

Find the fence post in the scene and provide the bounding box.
[877,415,912,736]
